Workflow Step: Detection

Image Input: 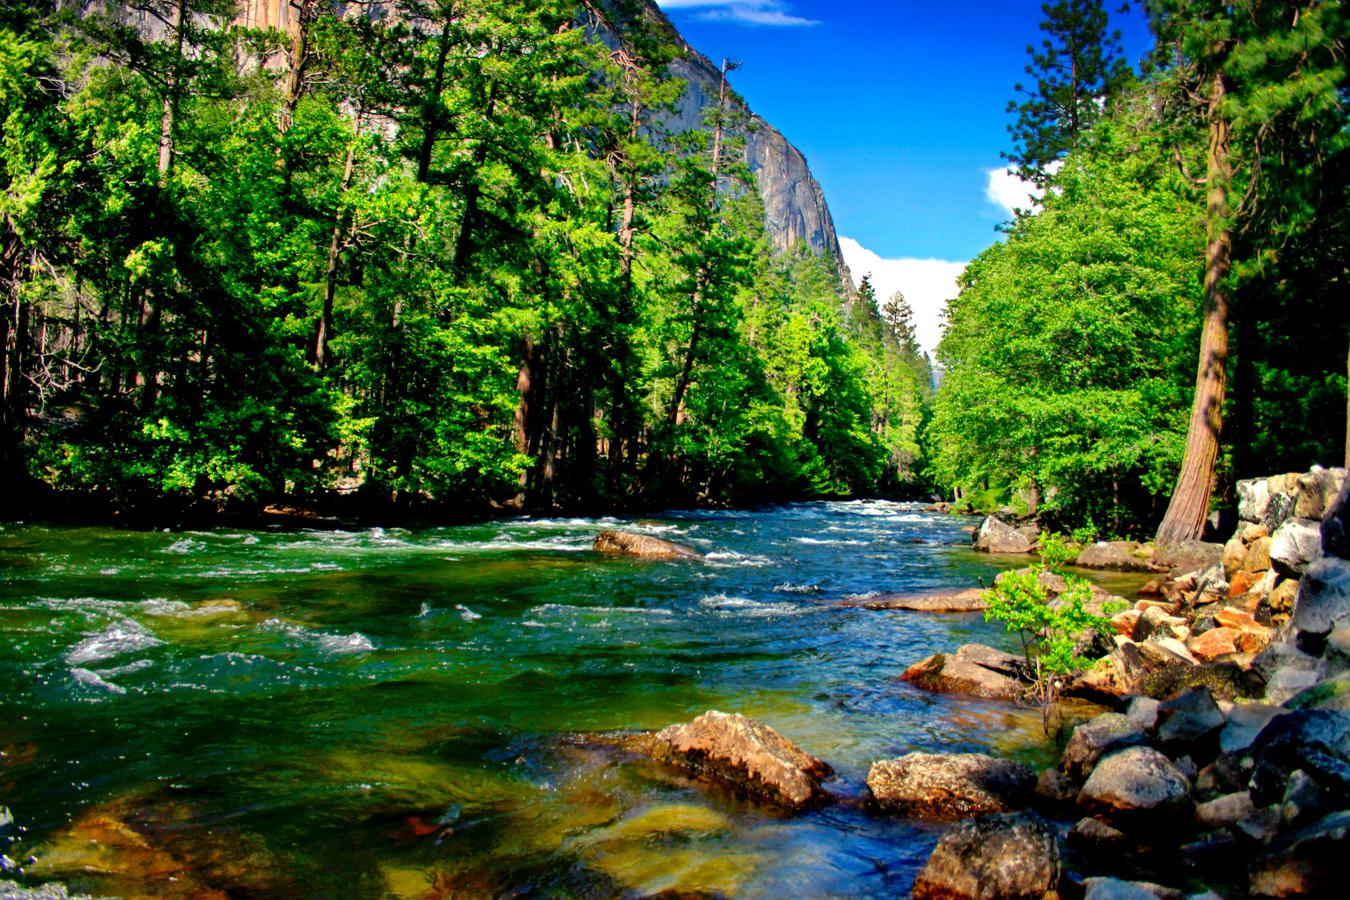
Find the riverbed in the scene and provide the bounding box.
[2,501,1091,897]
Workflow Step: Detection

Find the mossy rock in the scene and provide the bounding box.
[1138,662,1256,701]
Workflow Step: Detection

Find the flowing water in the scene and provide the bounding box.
[0,502,1116,898]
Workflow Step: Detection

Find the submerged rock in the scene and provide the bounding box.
[911,812,1059,900]
[839,587,988,612]
[899,643,1027,701]
[593,530,701,561]
[866,752,1034,819]
[640,711,832,810]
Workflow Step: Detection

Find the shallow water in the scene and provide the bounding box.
[0,502,1098,897]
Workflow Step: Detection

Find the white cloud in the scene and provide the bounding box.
[984,167,1044,218]
[838,236,966,356]
[656,1,819,27]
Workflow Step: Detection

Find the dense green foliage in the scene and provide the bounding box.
[933,0,1349,533]
[0,0,930,518]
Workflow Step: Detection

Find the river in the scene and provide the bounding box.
[0,501,1098,898]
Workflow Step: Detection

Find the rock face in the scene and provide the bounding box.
[866,752,1034,819]
[974,516,1037,554]
[912,813,1059,900]
[643,711,832,809]
[839,587,988,612]
[1077,541,1151,572]
[1079,746,1191,822]
[899,643,1026,701]
[593,530,701,561]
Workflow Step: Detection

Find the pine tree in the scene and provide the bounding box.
[1005,0,1132,185]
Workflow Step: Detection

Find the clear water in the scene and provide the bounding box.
[0,501,1090,898]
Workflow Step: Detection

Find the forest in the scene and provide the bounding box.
[1,0,1347,537]
[0,0,931,520]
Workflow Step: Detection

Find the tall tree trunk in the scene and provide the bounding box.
[416,14,454,184]
[157,0,185,181]
[451,80,499,283]
[314,122,361,370]
[278,0,316,135]
[1157,68,1232,545]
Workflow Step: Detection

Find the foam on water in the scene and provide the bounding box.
[65,620,162,665]
[70,667,126,695]
[456,604,482,621]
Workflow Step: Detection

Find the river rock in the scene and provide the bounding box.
[1077,541,1150,572]
[1290,557,1350,640]
[974,516,1036,554]
[1156,686,1225,751]
[866,752,1034,819]
[1248,810,1349,898]
[593,530,701,561]
[1061,713,1148,781]
[1155,540,1224,576]
[1082,878,1184,900]
[911,812,1059,900]
[1126,696,1161,731]
[840,587,988,612]
[1247,710,1350,807]
[1079,746,1191,822]
[1035,767,1078,806]
[1219,703,1283,755]
[1068,815,1129,851]
[899,643,1026,701]
[1188,627,1241,662]
[1195,790,1255,829]
[643,711,832,809]
[1269,519,1322,576]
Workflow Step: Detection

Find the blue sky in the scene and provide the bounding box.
[654,0,1155,351]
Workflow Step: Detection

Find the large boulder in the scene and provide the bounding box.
[1290,557,1350,641]
[1082,878,1185,900]
[1269,518,1322,576]
[1293,466,1345,521]
[1322,475,1350,559]
[974,516,1037,554]
[1061,713,1149,781]
[1247,710,1350,807]
[866,752,1034,819]
[642,711,832,809]
[1240,478,1273,524]
[840,587,988,612]
[1155,686,1225,751]
[1077,541,1151,572]
[912,812,1059,900]
[593,530,701,561]
[1079,746,1191,823]
[899,644,1026,701]
[1219,704,1283,755]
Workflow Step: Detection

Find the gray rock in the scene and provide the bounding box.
[1248,810,1350,898]
[1239,478,1271,524]
[840,587,988,612]
[1156,686,1225,749]
[973,516,1036,554]
[1068,816,1128,850]
[866,752,1034,819]
[0,883,95,900]
[1077,541,1151,572]
[899,643,1026,702]
[1248,709,1350,806]
[1195,790,1255,829]
[1061,713,1149,780]
[1290,556,1350,638]
[1219,704,1283,754]
[1035,767,1078,806]
[1280,769,1333,827]
[1155,540,1225,577]
[1126,696,1161,732]
[1079,746,1191,821]
[1269,518,1323,576]
[0,808,11,829]
[1083,878,1184,900]
[1234,804,1282,844]
[912,812,1059,900]
[1264,491,1298,533]
[1265,667,1323,706]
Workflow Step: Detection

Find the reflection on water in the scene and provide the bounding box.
[0,502,1093,897]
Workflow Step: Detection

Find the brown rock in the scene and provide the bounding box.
[1244,523,1271,543]
[1230,570,1262,598]
[912,813,1059,900]
[1079,746,1191,822]
[1069,815,1129,851]
[1195,791,1255,829]
[1249,810,1349,898]
[643,711,831,809]
[899,644,1026,701]
[594,530,701,561]
[973,516,1036,554]
[1035,767,1078,806]
[1111,609,1141,637]
[1245,537,1274,573]
[839,587,988,612]
[1269,578,1299,614]
[1077,541,1151,572]
[1224,535,1248,580]
[1061,713,1148,781]
[867,752,1034,819]
[1189,627,1241,662]
[1155,540,1225,576]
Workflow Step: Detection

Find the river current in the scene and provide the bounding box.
[1,501,1084,897]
